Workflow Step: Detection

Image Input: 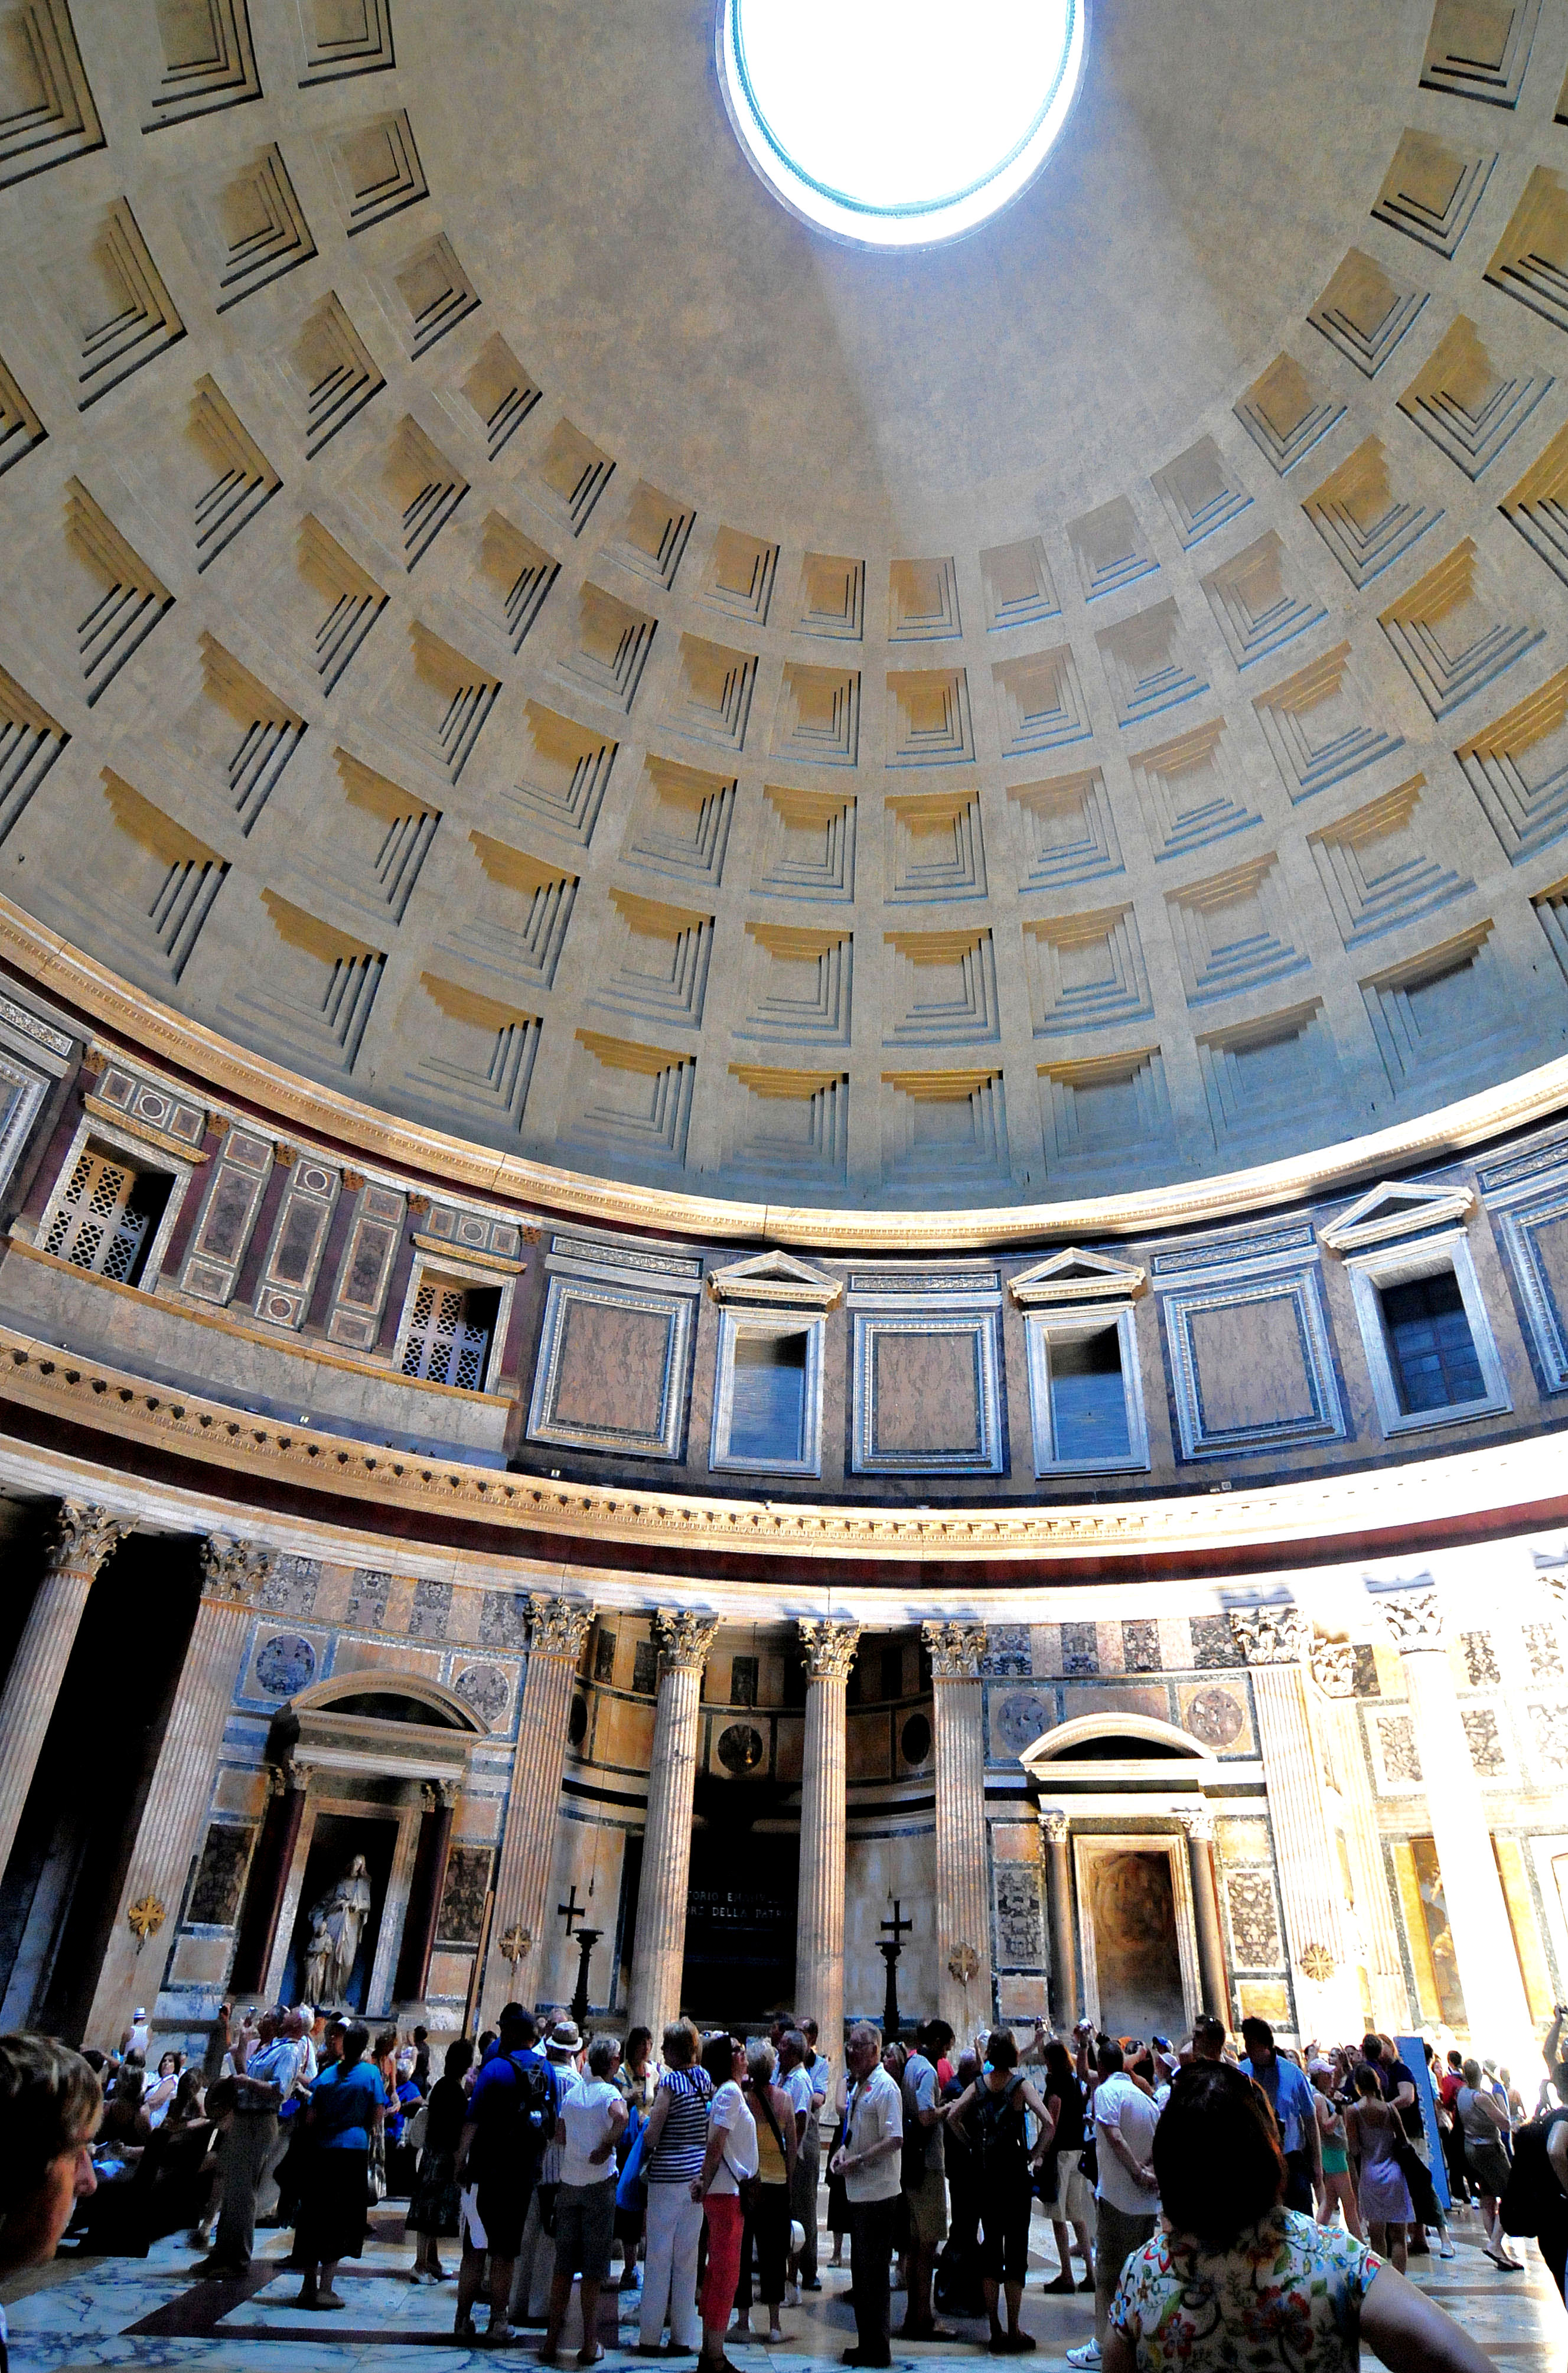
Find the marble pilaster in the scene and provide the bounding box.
[1309,1634,1410,2034]
[1173,1804,1229,2024]
[85,1536,271,2045]
[627,1610,720,2036]
[796,1619,860,2053]
[923,1621,990,2040]
[0,1503,125,1885]
[1373,1586,1534,2057]
[1231,1607,1361,2040]
[396,1778,459,2003]
[1038,1807,1078,2028]
[481,1595,595,2023]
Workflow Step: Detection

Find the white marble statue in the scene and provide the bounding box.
[303,1853,373,2003]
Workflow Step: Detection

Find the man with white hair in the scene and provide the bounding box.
[830,2023,902,2369]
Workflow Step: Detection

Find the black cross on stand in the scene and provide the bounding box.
[559,1886,601,2029]
[878,1899,913,2042]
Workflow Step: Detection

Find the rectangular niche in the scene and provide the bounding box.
[850,1306,1005,1475]
[1023,1305,1149,1476]
[710,1308,826,1476]
[527,1239,702,1459]
[1158,1262,1347,1459]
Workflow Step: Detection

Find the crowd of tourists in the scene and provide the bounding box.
[4,2002,1568,2373]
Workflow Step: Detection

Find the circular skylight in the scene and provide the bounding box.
[719,0,1084,249]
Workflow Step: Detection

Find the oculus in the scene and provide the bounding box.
[719,0,1085,249]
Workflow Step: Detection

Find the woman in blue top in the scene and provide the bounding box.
[292,2023,387,2310]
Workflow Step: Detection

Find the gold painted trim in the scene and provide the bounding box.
[2,1321,1566,1565]
[5,896,1568,1250]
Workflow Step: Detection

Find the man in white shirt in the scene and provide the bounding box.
[542,2035,627,2371]
[830,2022,903,2369]
[1067,2039,1160,2372]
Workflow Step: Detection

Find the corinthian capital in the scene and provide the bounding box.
[1373,1586,1446,1653]
[652,1608,721,1674]
[45,1501,125,1580]
[798,1618,861,1683]
[1172,1802,1215,1843]
[1309,1637,1358,1697]
[527,1595,596,1659]
[201,1536,273,1602]
[922,1620,986,1680]
[1230,1605,1311,1666]
[1038,1806,1070,1843]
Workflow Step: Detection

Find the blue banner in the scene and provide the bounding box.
[1397,2034,1450,2212]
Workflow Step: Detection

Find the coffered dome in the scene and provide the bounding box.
[3,0,1568,1214]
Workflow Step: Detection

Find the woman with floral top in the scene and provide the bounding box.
[1105,2062,1491,2373]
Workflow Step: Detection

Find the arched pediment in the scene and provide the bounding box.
[289,1671,487,1735]
[1018,1710,1217,1767]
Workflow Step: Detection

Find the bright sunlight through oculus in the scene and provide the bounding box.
[719,0,1084,249]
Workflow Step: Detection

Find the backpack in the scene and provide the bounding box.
[972,2072,1029,2186]
[470,2049,556,2183]
[1501,2111,1568,2238]
[933,2231,986,2319]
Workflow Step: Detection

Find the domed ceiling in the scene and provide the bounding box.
[2,0,1568,1211]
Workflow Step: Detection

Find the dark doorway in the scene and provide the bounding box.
[680,1830,797,2021]
[279,1813,399,2012]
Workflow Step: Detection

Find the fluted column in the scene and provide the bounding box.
[481,1595,595,2023]
[84,1536,272,2045]
[1231,1608,1362,2040]
[0,1503,125,1883]
[923,1621,990,2041]
[1039,1807,1077,2028]
[1309,1635,1409,2035]
[627,1611,720,2036]
[1374,1586,1534,2060]
[1174,1804,1229,2024]
[795,1619,860,2054]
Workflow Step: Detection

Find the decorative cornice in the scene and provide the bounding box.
[922,1619,986,1678]
[1309,1637,1358,1697]
[45,1499,123,1579]
[1373,1585,1446,1652]
[6,1322,1568,1570]
[200,1534,273,1602]
[1230,1606,1311,1665]
[653,1608,721,1674]
[527,1595,596,1660]
[6,897,1568,1249]
[797,1618,861,1681]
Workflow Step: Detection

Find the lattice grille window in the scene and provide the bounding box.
[41,1147,169,1286]
[399,1277,499,1391]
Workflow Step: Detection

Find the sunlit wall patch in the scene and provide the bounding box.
[718,0,1085,250]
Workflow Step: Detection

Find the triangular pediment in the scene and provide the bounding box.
[1319,1178,1474,1252]
[1008,1247,1147,1306]
[706,1249,842,1308]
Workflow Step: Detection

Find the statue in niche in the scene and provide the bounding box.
[304,1854,374,2003]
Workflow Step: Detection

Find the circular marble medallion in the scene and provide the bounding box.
[254,1634,317,1696]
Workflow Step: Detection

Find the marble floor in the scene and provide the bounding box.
[2,2201,1563,2373]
